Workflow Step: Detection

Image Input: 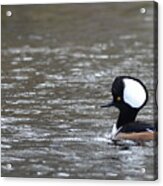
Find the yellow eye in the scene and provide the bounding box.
[117,96,121,101]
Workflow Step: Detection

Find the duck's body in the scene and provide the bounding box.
[101,76,157,141]
[111,122,156,141]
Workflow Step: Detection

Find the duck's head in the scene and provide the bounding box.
[101,76,148,111]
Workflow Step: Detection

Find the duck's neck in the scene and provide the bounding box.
[117,109,138,129]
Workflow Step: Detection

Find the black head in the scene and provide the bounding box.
[101,76,148,112]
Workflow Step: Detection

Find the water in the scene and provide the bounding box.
[1,2,157,180]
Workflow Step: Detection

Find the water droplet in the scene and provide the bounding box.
[6,11,12,17]
[37,171,42,176]
[141,168,146,173]
[6,163,12,169]
[140,8,146,14]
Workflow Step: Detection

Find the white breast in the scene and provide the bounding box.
[110,124,122,140]
[123,78,147,108]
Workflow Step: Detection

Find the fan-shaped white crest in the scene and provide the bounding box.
[123,78,147,108]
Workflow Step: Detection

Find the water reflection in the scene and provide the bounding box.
[1,2,156,180]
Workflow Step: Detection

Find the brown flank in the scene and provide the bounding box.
[116,131,157,141]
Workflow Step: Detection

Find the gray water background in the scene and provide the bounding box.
[1,2,157,180]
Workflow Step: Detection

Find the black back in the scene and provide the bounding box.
[119,121,156,133]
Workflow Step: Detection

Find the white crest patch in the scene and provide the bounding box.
[123,78,146,108]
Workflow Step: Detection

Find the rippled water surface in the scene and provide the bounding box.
[1,2,157,180]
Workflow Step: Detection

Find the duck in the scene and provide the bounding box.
[101,76,157,141]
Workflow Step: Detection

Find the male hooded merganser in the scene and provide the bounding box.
[101,76,157,141]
